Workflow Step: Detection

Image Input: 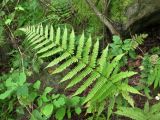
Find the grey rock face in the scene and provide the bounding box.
[123,0,160,33]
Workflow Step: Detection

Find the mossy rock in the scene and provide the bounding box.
[125,0,160,32]
[110,0,160,33]
[109,0,134,23]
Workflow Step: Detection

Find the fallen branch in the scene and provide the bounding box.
[85,0,119,35]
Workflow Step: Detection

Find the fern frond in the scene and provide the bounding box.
[49,25,54,41]
[89,40,99,68]
[150,101,160,114]
[52,57,78,74]
[68,29,75,53]
[45,25,49,39]
[110,71,137,83]
[37,43,56,54]
[28,34,41,44]
[122,92,134,107]
[73,71,100,96]
[105,54,124,78]
[82,35,92,63]
[107,97,115,120]
[40,24,43,36]
[30,36,45,47]
[115,107,146,120]
[33,39,50,50]
[120,83,141,95]
[66,67,93,89]
[98,46,108,73]
[61,62,86,82]
[83,77,106,103]
[76,32,85,58]
[21,25,138,107]
[46,52,70,68]
[55,27,61,45]
[91,82,115,102]
[62,26,67,50]
[40,47,62,58]
[36,25,40,34]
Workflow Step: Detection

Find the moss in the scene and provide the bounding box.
[109,0,134,23]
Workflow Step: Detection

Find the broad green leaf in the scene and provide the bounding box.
[33,80,41,90]
[53,97,65,108]
[55,107,66,120]
[75,107,81,115]
[30,110,43,120]
[41,104,54,117]
[0,89,14,99]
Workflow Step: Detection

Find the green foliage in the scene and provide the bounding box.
[110,36,133,56]
[21,25,140,114]
[0,71,27,100]
[72,0,103,35]
[1,1,156,119]
[110,34,147,60]
[8,49,43,73]
[49,0,73,23]
[0,22,5,47]
[37,91,84,120]
[141,54,160,89]
[109,0,134,22]
[115,101,160,120]
[132,34,148,48]
[0,70,84,119]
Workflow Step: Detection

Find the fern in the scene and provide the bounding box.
[131,34,148,49]
[141,54,160,88]
[115,101,160,120]
[20,25,138,105]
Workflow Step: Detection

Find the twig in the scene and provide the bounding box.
[85,0,120,35]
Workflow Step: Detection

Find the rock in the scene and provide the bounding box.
[110,0,160,34]
[125,0,160,33]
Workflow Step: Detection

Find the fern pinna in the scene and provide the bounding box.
[20,24,139,105]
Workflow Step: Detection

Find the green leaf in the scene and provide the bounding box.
[113,35,122,44]
[122,92,134,107]
[55,107,66,120]
[16,106,24,115]
[44,87,53,94]
[5,19,12,25]
[70,96,80,106]
[144,101,149,113]
[5,78,16,87]
[33,80,41,90]
[75,107,81,115]
[18,72,26,86]
[107,97,115,120]
[53,97,65,108]
[41,104,54,117]
[0,89,14,99]
[120,83,142,95]
[30,110,43,120]
[97,101,105,116]
[76,32,85,58]
[115,107,146,120]
[67,108,71,119]
[16,84,28,97]
[15,5,25,11]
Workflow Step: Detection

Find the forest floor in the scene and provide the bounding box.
[0,25,160,120]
